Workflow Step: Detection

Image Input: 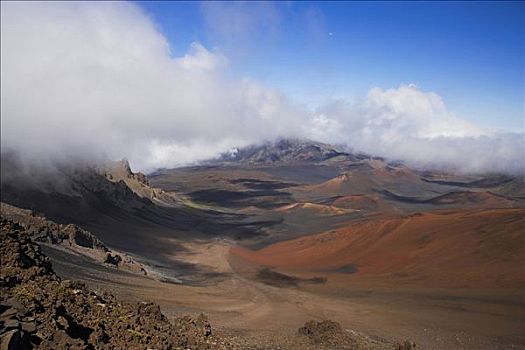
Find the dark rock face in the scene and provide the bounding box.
[103,252,122,266]
[63,224,102,249]
[0,219,238,350]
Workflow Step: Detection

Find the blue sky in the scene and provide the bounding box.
[136,1,524,132]
[2,1,523,172]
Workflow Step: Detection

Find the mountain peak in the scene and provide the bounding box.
[217,138,351,164]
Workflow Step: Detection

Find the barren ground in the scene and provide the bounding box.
[43,236,525,350]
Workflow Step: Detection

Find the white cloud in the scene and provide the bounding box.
[304,85,523,174]
[176,42,226,71]
[1,1,523,175]
[365,85,484,138]
[0,1,303,171]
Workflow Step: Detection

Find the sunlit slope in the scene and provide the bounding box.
[233,208,525,288]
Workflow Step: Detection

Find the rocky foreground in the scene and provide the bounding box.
[0,214,417,349]
[0,219,238,349]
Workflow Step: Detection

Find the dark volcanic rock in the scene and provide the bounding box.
[0,202,147,274]
[0,219,238,349]
[298,320,347,345]
[0,202,107,252]
[297,319,414,350]
[395,340,419,350]
[0,329,27,350]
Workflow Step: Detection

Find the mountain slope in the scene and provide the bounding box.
[232,208,525,288]
[215,139,356,164]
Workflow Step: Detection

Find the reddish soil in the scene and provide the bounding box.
[232,208,525,289]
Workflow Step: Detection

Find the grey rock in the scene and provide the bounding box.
[56,316,69,330]
[20,322,36,333]
[0,309,17,320]
[3,299,26,314]
[2,319,19,331]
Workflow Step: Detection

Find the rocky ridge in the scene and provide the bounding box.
[0,202,145,274]
[215,139,359,164]
[98,159,180,207]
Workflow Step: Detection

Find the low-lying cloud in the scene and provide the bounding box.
[306,85,524,174]
[1,2,523,174]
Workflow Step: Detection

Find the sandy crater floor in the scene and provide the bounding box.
[43,238,525,350]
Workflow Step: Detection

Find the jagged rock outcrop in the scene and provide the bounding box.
[101,159,150,186]
[99,159,181,206]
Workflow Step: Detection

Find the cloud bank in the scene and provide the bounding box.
[1,2,523,174]
[307,85,524,174]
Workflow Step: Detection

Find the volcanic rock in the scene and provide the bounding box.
[0,218,239,349]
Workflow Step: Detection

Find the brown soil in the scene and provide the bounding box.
[34,224,524,349]
[232,208,525,289]
[3,159,524,350]
[0,217,413,350]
